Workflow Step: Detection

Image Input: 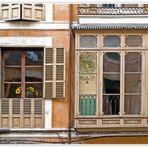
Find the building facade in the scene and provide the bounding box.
[0,3,148,144]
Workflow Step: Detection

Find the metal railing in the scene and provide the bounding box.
[78,7,148,15]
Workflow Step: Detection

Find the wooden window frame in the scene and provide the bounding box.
[2,48,44,99]
[76,50,145,117]
[77,33,144,50]
[0,48,44,128]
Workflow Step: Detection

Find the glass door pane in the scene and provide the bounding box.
[103,52,120,115]
[124,52,142,115]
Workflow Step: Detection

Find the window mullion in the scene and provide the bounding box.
[21,49,25,98]
[121,51,124,117]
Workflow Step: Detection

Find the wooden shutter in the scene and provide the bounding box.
[1,3,21,21]
[44,48,65,99]
[22,3,44,21]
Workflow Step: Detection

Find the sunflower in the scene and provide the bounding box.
[15,87,21,94]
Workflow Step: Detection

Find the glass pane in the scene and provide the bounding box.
[4,50,21,65]
[25,67,43,82]
[125,74,141,93]
[125,35,142,47]
[5,67,21,82]
[26,50,43,65]
[4,83,21,98]
[103,35,120,47]
[103,53,120,72]
[79,35,97,48]
[125,52,142,72]
[25,84,42,98]
[103,95,120,115]
[79,52,97,74]
[103,74,120,94]
[124,95,141,114]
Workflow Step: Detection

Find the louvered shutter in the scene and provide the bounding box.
[1,3,21,20]
[44,48,65,99]
[55,48,65,98]
[22,3,44,21]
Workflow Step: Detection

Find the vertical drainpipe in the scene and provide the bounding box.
[68,4,72,144]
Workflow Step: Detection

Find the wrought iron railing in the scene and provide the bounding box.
[78,7,148,15]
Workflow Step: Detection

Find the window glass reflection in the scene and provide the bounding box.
[125,74,141,93]
[25,84,42,98]
[124,95,141,114]
[103,95,120,115]
[25,67,43,82]
[103,74,120,94]
[26,50,43,65]
[125,52,142,72]
[5,84,21,98]
[4,50,21,65]
[5,68,21,82]
[103,53,120,72]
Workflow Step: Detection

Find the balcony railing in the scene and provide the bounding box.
[78,7,148,15]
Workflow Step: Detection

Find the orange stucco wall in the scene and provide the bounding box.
[53,4,70,21]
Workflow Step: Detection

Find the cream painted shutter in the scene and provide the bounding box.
[1,3,21,20]
[44,48,65,99]
[22,3,44,21]
[55,48,65,98]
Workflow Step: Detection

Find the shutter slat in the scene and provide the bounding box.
[24,99,31,114]
[34,99,42,114]
[13,99,20,114]
[56,65,64,80]
[46,65,53,81]
[46,48,53,63]
[56,82,64,98]
[1,99,9,114]
[45,82,52,98]
[56,48,64,63]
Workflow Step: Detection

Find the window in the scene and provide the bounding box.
[77,51,142,117]
[125,35,143,47]
[1,3,45,21]
[103,35,121,47]
[0,47,65,128]
[0,48,44,128]
[3,48,43,98]
[79,35,97,48]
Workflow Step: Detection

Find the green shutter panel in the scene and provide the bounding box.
[44,48,65,99]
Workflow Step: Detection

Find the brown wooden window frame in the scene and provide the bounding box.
[2,48,43,99]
